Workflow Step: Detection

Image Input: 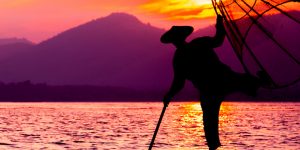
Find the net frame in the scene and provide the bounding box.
[211,0,300,89]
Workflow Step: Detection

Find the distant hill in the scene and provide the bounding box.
[0,39,34,61]
[0,12,298,100]
[0,38,33,46]
[0,13,244,90]
[0,13,174,91]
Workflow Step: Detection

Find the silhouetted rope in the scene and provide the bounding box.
[261,0,300,24]
[212,0,251,74]
[238,0,300,65]
[211,0,300,88]
[220,0,277,87]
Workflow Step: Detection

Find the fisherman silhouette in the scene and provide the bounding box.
[161,15,264,150]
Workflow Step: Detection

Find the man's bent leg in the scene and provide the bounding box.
[200,96,223,150]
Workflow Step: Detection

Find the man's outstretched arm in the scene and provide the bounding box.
[212,15,226,48]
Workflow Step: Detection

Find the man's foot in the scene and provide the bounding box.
[242,74,261,97]
[256,71,272,87]
[245,71,273,97]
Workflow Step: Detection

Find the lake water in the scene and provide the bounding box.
[0,102,299,150]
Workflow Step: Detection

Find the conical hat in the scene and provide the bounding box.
[160,26,194,43]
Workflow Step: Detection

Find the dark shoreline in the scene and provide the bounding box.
[0,80,299,102]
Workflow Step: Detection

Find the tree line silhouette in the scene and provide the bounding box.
[0,80,298,102]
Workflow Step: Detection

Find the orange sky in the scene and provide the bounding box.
[1,0,299,43]
[0,0,218,43]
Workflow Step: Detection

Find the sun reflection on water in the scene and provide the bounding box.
[175,103,204,147]
[160,102,236,149]
[172,102,234,130]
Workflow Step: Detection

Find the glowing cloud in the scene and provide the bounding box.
[142,0,216,20]
[142,0,300,21]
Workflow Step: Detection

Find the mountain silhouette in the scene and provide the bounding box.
[0,12,298,99]
[0,13,174,91]
[0,38,34,62]
[0,38,33,46]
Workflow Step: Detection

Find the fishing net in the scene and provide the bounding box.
[212,0,300,88]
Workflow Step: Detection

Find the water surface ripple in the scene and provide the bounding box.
[0,102,299,150]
